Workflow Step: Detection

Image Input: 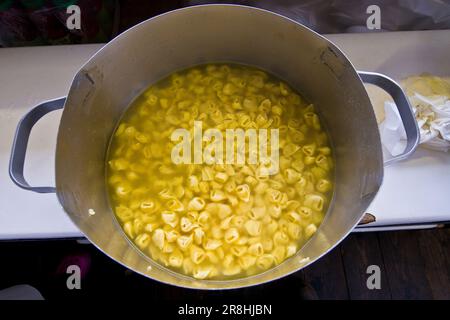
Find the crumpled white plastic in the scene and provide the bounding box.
[379,101,407,156]
[380,92,450,154]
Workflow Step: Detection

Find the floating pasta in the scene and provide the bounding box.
[272,246,286,264]
[115,205,134,222]
[204,239,223,251]
[180,217,196,233]
[193,266,213,279]
[161,211,178,228]
[193,228,205,245]
[210,189,227,202]
[177,235,193,251]
[188,197,206,211]
[169,250,184,268]
[244,220,262,237]
[224,228,240,244]
[152,229,165,250]
[304,224,318,239]
[134,233,151,250]
[316,179,332,193]
[107,63,334,280]
[190,246,206,265]
[236,184,251,202]
[239,255,257,269]
[249,206,266,220]
[166,198,184,212]
[230,246,247,257]
[248,242,264,257]
[165,230,179,243]
[303,194,325,212]
[256,254,275,270]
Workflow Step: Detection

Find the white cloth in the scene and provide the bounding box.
[380,93,450,154]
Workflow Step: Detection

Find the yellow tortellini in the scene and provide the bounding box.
[107,63,334,280]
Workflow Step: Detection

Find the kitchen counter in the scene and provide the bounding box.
[0,30,449,239]
[0,44,100,239]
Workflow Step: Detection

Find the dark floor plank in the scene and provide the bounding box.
[1,227,449,300]
[0,241,42,290]
[340,233,391,300]
[302,246,349,299]
[378,228,450,299]
[249,270,318,300]
[416,228,450,299]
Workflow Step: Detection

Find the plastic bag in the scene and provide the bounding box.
[380,92,450,154]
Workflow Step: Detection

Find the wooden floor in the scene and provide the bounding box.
[0,227,449,300]
[304,227,450,299]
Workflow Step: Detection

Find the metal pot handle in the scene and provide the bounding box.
[9,97,66,193]
[358,71,420,166]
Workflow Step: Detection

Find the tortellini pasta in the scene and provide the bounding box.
[107,64,334,280]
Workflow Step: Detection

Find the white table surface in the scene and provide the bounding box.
[0,30,449,240]
[0,44,101,239]
[326,30,450,229]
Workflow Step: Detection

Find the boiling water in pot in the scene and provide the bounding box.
[106,63,334,280]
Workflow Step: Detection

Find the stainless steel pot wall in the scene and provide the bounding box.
[9,5,419,289]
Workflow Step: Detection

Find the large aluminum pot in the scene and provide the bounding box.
[9,5,419,289]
